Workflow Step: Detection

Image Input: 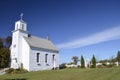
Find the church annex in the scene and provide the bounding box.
[10,14,59,71]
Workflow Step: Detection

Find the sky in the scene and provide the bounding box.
[0,0,120,64]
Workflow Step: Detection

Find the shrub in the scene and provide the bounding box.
[5,68,14,74]
[6,68,28,74]
[59,63,66,69]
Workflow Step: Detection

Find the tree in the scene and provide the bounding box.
[5,36,12,48]
[59,63,66,69]
[0,36,12,69]
[0,38,3,49]
[72,56,79,65]
[0,38,3,68]
[0,48,9,68]
[91,55,96,68]
[109,56,116,66]
[116,51,120,64]
[99,59,108,66]
[80,55,85,68]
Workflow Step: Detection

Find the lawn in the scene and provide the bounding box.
[0,67,120,80]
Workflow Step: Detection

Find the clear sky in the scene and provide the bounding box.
[0,0,120,64]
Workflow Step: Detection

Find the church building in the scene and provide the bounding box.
[10,14,59,71]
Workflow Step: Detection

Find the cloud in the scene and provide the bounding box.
[57,26,120,49]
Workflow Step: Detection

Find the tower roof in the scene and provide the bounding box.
[15,19,26,24]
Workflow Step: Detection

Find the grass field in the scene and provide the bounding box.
[0,67,120,80]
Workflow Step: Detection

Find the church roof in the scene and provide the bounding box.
[15,19,27,24]
[23,36,59,52]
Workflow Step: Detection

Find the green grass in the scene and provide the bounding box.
[0,67,120,80]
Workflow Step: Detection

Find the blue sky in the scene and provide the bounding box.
[0,0,120,64]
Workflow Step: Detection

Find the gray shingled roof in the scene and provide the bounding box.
[23,36,59,52]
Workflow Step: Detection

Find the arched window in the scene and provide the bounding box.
[45,54,48,63]
[36,53,40,63]
[22,24,24,30]
[17,24,18,30]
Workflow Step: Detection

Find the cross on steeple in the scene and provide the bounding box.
[20,13,23,20]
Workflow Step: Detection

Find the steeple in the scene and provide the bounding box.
[14,13,27,31]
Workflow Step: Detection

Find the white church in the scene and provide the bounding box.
[10,14,59,71]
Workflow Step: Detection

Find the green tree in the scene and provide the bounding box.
[0,36,12,68]
[0,48,10,68]
[116,51,120,63]
[0,38,3,49]
[59,63,66,69]
[99,59,108,66]
[0,38,3,68]
[80,55,85,68]
[91,55,96,68]
[5,36,12,48]
[72,56,79,65]
[109,56,116,66]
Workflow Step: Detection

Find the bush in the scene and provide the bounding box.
[90,65,96,68]
[6,68,28,74]
[5,68,14,74]
[59,63,66,69]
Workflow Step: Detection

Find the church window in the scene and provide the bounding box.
[22,24,24,30]
[36,53,40,63]
[15,58,17,63]
[52,55,55,63]
[16,24,18,30]
[45,54,48,63]
[13,44,16,48]
[22,26,24,30]
[22,24,24,27]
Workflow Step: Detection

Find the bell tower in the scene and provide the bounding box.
[11,13,28,69]
[15,13,27,31]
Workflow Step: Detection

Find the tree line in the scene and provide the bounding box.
[71,51,120,68]
[99,51,120,67]
[0,36,12,69]
[72,55,96,68]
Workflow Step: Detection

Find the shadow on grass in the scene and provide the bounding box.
[3,78,27,80]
